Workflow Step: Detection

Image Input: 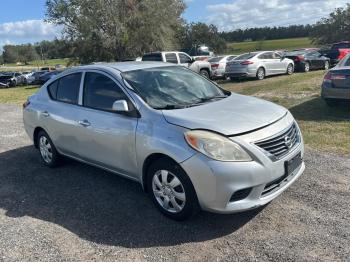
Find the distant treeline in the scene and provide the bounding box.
[220,25,313,42]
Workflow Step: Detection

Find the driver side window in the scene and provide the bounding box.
[83,72,128,112]
[179,53,192,64]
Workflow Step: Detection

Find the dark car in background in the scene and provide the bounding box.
[285,50,330,72]
[321,54,350,106]
[31,71,49,85]
[38,70,63,84]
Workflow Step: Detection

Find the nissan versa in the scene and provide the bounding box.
[23,62,305,220]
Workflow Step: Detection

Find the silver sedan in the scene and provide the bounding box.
[226,51,295,80]
[23,62,305,220]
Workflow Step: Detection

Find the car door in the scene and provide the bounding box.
[77,71,138,178]
[259,52,275,75]
[178,53,193,68]
[43,72,85,157]
[272,52,287,74]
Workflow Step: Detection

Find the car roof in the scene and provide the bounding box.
[69,62,176,73]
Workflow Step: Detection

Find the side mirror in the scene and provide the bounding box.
[112,100,129,112]
[190,58,196,63]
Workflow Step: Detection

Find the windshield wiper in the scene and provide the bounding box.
[154,104,188,110]
[195,95,228,104]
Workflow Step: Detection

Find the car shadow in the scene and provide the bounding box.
[289,97,350,122]
[0,146,262,248]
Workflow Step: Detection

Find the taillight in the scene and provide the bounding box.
[323,72,346,84]
[241,61,254,65]
[323,72,332,83]
[23,99,30,109]
[294,55,304,62]
[211,63,219,69]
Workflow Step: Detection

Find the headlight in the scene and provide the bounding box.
[184,130,252,162]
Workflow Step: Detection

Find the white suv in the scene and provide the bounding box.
[142,51,212,78]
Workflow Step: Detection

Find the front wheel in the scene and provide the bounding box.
[286,64,294,75]
[199,69,210,79]
[256,67,265,80]
[147,158,199,221]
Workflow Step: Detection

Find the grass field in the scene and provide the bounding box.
[226,37,315,54]
[0,70,349,154]
[0,58,70,72]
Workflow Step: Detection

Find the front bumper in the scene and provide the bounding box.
[181,114,305,214]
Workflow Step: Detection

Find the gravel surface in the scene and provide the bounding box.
[0,104,349,261]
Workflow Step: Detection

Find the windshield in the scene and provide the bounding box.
[122,66,227,109]
[235,53,257,60]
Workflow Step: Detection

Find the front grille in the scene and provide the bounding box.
[255,123,299,160]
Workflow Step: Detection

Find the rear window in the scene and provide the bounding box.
[208,56,224,63]
[56,73,82,104]
[142,53,162,61]
[338,55,350,67]
[47,81,58,100]
[165,53,178,64]
[235,53,257,60]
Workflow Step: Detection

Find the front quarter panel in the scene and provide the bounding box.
[135,107,196,181]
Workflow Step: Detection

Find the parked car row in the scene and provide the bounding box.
[0,69,64,88]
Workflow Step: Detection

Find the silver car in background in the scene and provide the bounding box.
[23,62,305,220]
[226,51,295,80]
[208,55,237,79]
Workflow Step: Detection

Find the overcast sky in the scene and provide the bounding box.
[0,0,349,49]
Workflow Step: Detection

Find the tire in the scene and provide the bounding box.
[37,130,61,168]
[9,81,16,87]
[230,77,237,81]
[286,64,294,75]
[199,69,210,79]
[324,61,330,70]
[325,99,338,107]
[256,67,265,80]
[147,158,200,221]
[303,62,310,72]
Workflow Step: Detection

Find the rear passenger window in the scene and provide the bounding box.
[83,72,127,111]
[165,53,178,64]
[56,73,82,104]
[47,80,58,100]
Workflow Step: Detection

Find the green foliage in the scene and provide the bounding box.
[46,0,186,63]
[2,44,39,64]
[0,55,3,64]
[311,4,350,44]
[227,37,314,54]
[179,22,226,54]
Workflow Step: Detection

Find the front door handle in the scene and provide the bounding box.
[78,120,91,127]
[42,111,50,117]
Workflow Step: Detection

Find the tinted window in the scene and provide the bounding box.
[56,73,81,104]
[142,53,162,61]
[263,52,274,59]
[273,53,281,59]
[165,53,178,64]
[236,53,258,60]
[47,80,58,100]
[83,72,127,111]
[179,53,192,63]
[332,43,350,50]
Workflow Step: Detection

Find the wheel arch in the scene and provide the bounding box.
[33,126,47,148]
[142,153,181,192]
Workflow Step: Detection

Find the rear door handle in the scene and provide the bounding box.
[78,120,91,127]
[42,111,50,117]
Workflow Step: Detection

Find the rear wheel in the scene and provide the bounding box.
[37,130,61,167]
[147,158,199,220]
[256,67,265,80]
[303,62,310,72]
[324,61,330,70]
[199,69,210,79]
[286,64,294,75]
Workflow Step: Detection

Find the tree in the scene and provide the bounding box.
[2,45,18,63]
[311,4,350,44]
[0,55,3,65]
[179,22,227,54]
[46,0,186,63]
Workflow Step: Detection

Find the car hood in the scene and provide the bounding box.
[161,93,287,136]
